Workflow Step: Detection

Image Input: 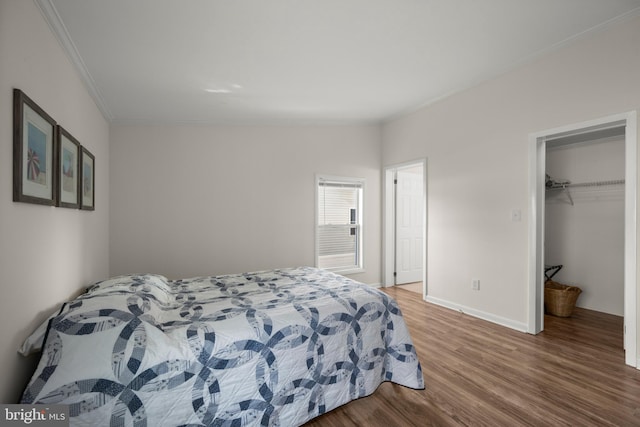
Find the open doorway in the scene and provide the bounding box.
[383,159,427,298]
[528,112,637,367]
[545,128,625,316]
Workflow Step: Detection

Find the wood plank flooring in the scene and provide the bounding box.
[304,286,640,426]
[396,281,423,294]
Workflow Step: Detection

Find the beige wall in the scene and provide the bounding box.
[110,124,382,285]
[382,15,640,333]
[0,0,110,402]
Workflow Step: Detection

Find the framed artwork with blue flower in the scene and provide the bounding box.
[13,89,57,206]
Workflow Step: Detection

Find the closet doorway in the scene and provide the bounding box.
[383,159,427,297]
[528,112,638,367]
[545,129,625,317]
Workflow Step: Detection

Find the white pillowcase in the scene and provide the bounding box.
[18,311,59,356]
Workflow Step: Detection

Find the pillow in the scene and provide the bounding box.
[86,274,173,306]
[88,274,170,293]
[19,274,172,356]
[18,308,62,356]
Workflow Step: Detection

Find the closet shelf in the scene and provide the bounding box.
[546,179,625,190]
[546,179,625,206]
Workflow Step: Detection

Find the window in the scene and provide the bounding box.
[316,175,364,273]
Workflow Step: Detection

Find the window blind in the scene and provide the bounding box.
[316,177,363,272]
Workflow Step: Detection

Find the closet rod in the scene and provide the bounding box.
[547,179,625,190]
[546,179,624,206]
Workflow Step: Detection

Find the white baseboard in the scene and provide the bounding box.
[368,282,382,288]
[425,295,528,333]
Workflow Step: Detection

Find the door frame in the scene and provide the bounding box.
[527,111,637,367]
[383,159,428,297]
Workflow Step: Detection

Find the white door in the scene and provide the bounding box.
[395,168,424,284]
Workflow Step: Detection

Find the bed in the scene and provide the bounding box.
[21,267,424,426]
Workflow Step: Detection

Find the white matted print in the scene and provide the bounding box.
[13,89,56,205]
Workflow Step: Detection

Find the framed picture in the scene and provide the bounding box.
[80,146,95,211]
[55,126,81,209]
[13,89,57,205]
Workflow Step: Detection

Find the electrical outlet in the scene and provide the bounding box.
[472,279,480,290]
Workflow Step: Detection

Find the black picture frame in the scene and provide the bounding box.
[55,126,81,209]
[13,89,57,206]
[80,146,95,211]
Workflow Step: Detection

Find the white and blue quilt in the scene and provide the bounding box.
[22,267,424,426]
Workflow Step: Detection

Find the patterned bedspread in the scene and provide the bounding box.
[21,267,424,426]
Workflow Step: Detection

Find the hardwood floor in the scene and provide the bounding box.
[304,286,640,426]
[396,281,423,294]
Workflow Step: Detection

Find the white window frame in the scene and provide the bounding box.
[315,174,365,274]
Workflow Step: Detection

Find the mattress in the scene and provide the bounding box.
[21,267,424,426]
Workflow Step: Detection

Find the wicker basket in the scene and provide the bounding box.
[544,280,582,317]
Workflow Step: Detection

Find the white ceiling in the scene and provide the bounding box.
[41,0,640,124]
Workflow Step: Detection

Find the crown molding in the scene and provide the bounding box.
[34,0,113,121]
